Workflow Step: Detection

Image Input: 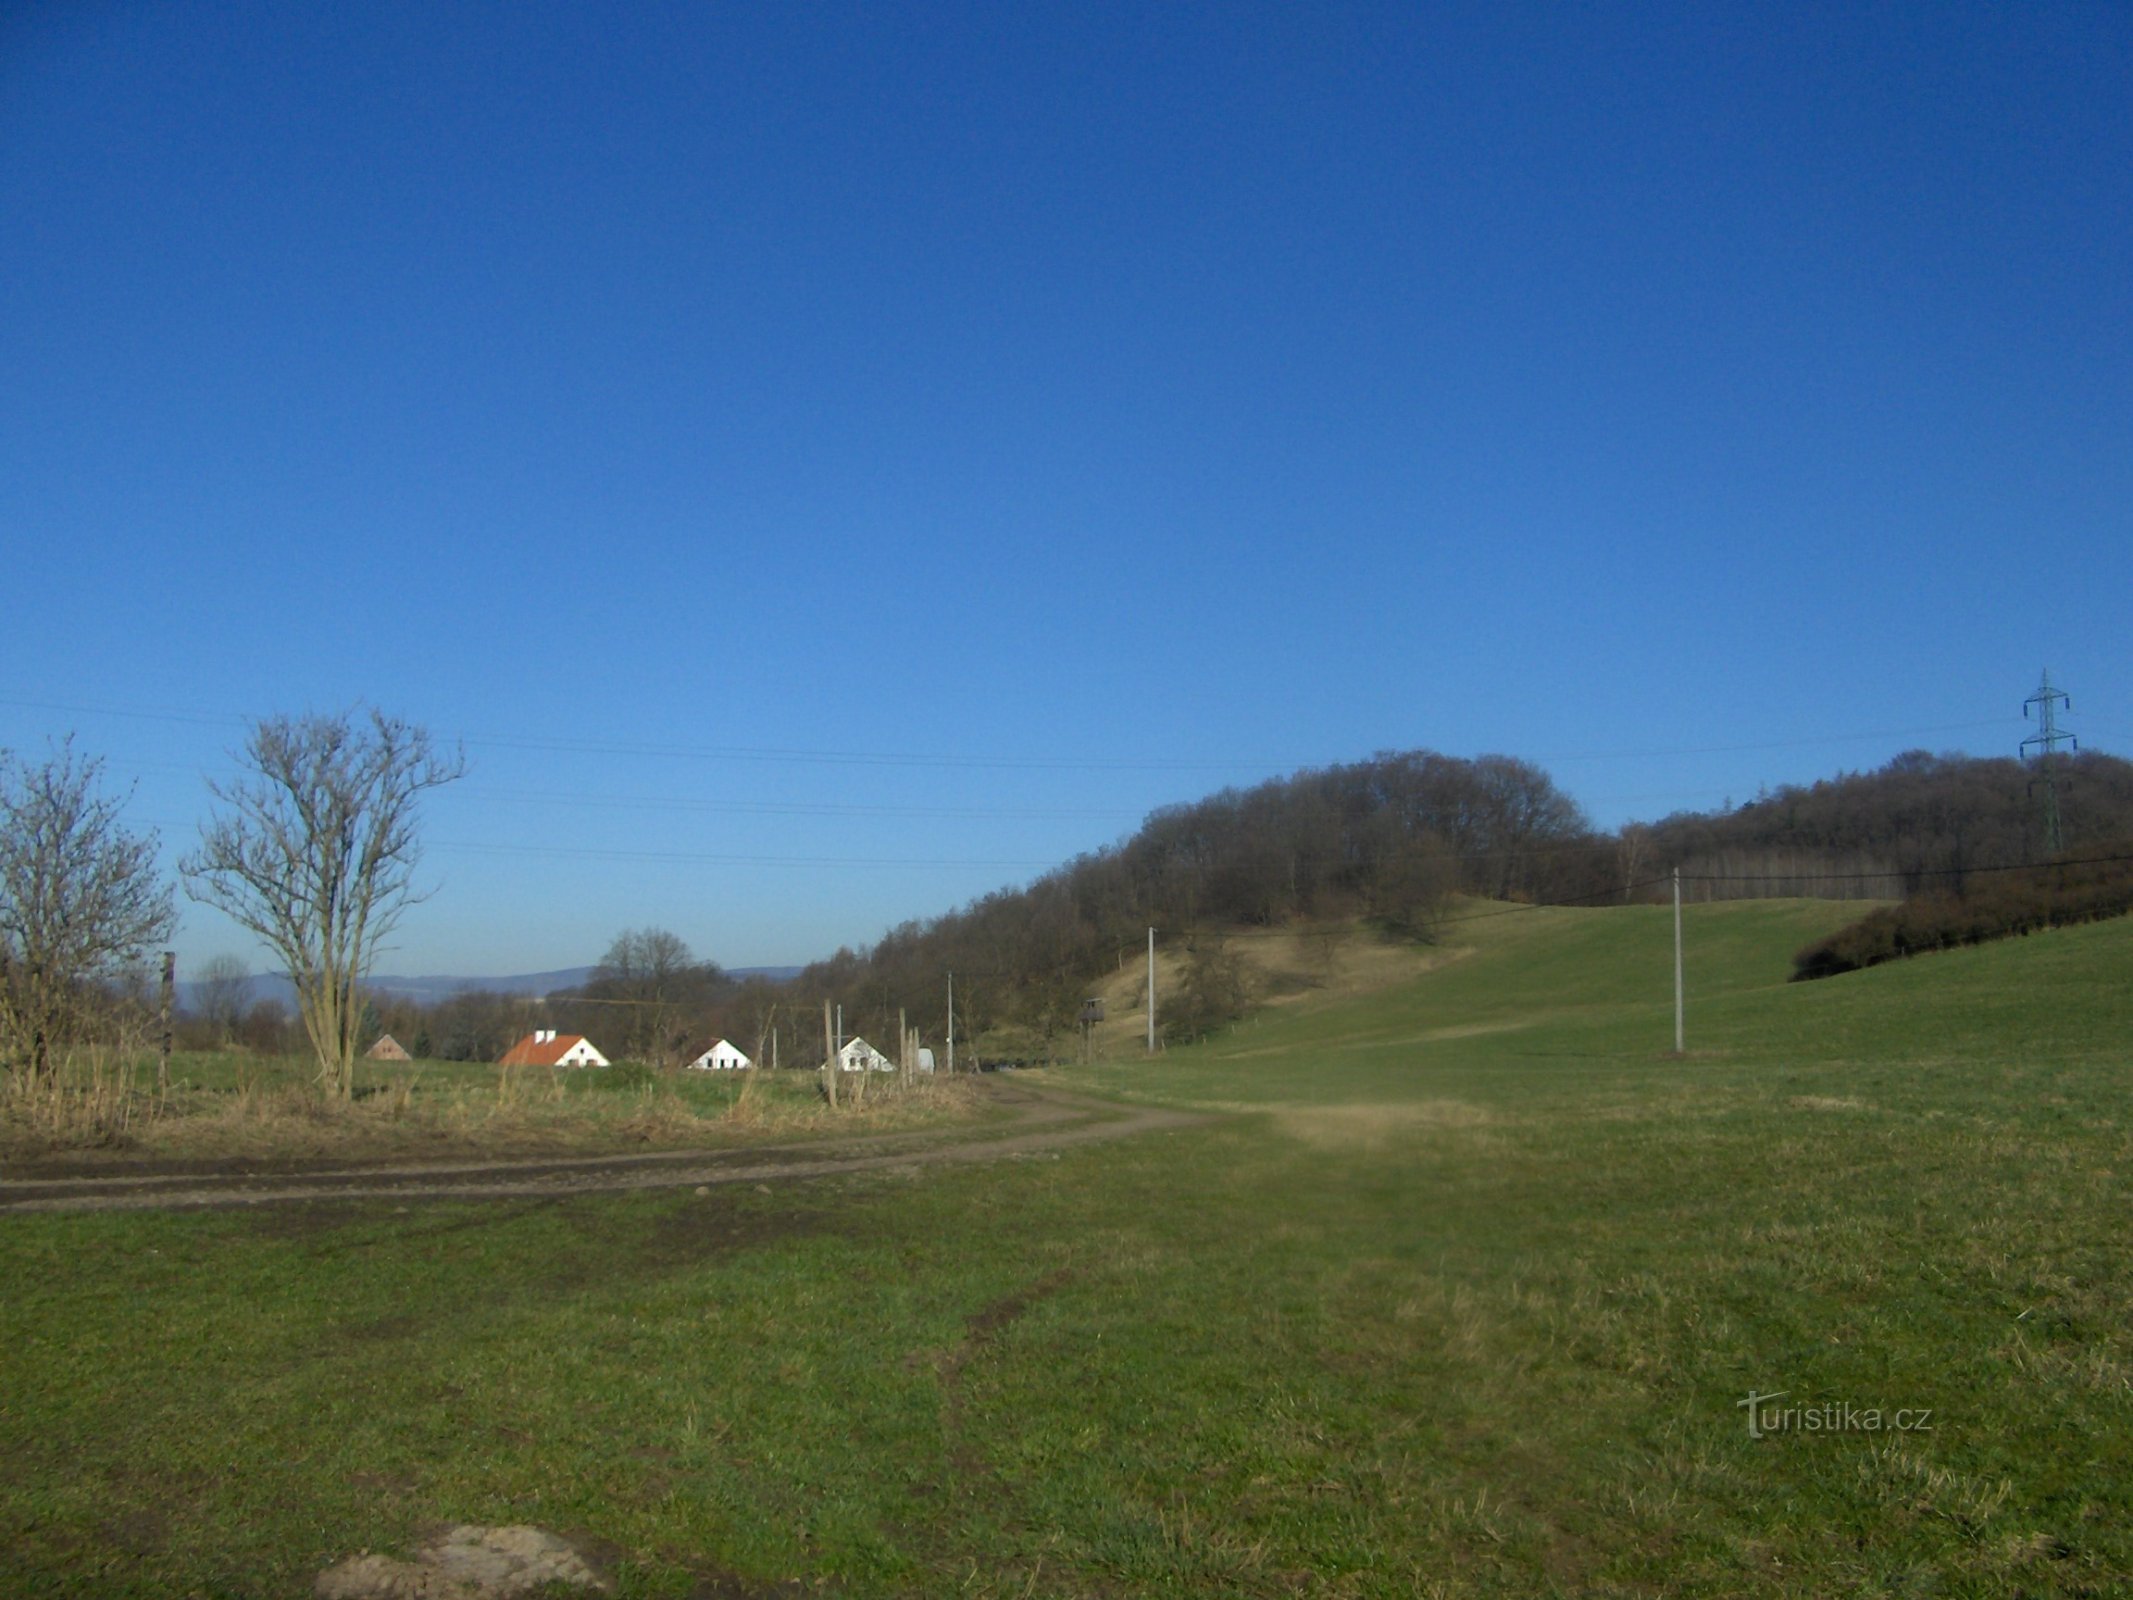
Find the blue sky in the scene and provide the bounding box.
[3,2,2128,979]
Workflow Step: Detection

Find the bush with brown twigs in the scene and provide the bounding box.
[1792,843,2133,980]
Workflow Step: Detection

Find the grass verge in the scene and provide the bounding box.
[0,1054,992,1168]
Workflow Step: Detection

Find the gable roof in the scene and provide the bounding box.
[499,1032,598,1067]
[365,1034,412,1061]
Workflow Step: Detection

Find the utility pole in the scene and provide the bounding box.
[1672,869,1685,1056]
[946,971,955,1076]
[2023,669,2076,854]
[1146,927,1157,1054]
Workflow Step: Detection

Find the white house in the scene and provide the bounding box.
[686,1038,753,1071]
[499,1030,610,1069]
[833,1037,894,1073]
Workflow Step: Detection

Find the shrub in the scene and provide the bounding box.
[1792,842,2133,980]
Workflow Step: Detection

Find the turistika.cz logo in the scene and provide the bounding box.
[1738,1390,1935,1440]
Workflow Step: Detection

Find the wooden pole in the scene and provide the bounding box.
[158,950,175,1096]
[1673,868,1685,1055]
[822,999,838,1108]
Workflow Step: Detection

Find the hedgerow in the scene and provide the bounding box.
[1791,843,2133,980]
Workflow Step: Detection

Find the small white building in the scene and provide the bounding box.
[686,1038,753,1071]
[833,1036,894,1073]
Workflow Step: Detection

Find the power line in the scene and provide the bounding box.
[0,694,2058,780]
[1202,851,2133,940]
[1531,719,2012,764]
[1677,851,2133,883]
[457,785,1139,822]
[431,839,1058,870]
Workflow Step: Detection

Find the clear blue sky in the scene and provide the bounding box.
[3,2,2128,979]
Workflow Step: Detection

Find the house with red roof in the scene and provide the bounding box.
[498,1029,610,1069]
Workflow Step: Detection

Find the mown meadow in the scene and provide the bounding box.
[3,900,2129,1596]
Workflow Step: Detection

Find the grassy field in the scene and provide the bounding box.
[3,900,2130,1596]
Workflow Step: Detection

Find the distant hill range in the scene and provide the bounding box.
[178,965,802,1015]
[360,968,600,1001]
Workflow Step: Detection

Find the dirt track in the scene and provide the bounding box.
[0,1081,1207,1215]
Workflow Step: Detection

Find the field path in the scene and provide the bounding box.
[0,1081,1205,1214]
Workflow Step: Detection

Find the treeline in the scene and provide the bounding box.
[168,745,2133,1062]
[177,946,795,1072]
[1792,843,2133,979]
[368,931,790,1072]
[1638,750,2133,900]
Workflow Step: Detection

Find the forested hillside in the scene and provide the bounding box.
[337,746,2133,1067]
[789,746,2133,1056]
[1641,749,2133,900]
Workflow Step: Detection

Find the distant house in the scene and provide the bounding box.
[686,1038,753,1071]
[833,1037,894,1073]
[499,1030,609,1069]
[365,1034,412,1062]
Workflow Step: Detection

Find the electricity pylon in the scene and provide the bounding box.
[2022,669,2076,853]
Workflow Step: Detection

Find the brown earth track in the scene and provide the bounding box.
[0,1081,1208,1214]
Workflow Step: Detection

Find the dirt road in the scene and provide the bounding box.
[0,1081,1207,1214]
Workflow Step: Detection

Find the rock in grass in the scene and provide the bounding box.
[315,1524,610,1598]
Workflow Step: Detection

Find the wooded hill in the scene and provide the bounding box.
[345,745,2133,1066]
[788,746,2133,1055]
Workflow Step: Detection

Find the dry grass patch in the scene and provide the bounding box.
[1076,923,1457,1059]
[0,1044,151,1149]
[0,1052,992,1167]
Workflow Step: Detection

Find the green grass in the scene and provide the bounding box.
[4,902,2130,1596]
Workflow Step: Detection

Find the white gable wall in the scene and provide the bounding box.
[688,1039,754,1070]
[836,1038,894,1072]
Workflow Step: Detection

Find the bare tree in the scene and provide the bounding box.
[193,953,252,1043]
[182,710,464,1098]
[591,927,716,1068]
[0,739,176,1078]
[1609,823,1639,890]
